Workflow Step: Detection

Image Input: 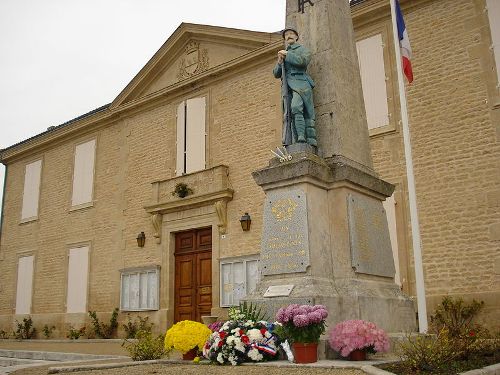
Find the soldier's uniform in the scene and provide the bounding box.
[273,37,317,146]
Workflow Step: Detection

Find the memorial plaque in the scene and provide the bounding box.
[347,194,396,278]
[264,285,294,297]
[260,189,310,275]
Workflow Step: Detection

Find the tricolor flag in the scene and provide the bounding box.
[395,0,414,83]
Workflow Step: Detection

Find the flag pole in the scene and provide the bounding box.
[389,0,428,333]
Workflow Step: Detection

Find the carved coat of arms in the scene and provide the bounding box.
[177,41,209,80]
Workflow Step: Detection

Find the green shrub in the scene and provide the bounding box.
[386,297,499,374]
[42,325,56,339]
[123,315,153,339]
[88,308,119,339]
[228,301,268,322]
[14,317,36,339]
[430,296,484,338]
[122,330,167,361]
[0,329,10,339]
[67,326,86,340]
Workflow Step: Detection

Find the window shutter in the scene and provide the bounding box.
[147,271,158,309]
[357,34,390,130]
[221,263,233,306]
[186,97,206,174]
[71,140,96,206]
[15,256,34,314]
[246,260,259,296]
[487,0,500,85]
[21,160,42,220]
[176,102,186,176]
[382,195,401,286]
[66,246,89,313]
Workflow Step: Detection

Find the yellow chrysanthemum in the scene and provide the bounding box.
[164,320,211,354]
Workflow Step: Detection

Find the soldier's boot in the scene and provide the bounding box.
[294,114,307,143]
[306,120,317,147]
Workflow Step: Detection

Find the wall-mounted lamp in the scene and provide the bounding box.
[136,232,146,247]
[239,213,252,231]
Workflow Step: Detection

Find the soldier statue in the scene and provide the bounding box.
[273,28,317,147]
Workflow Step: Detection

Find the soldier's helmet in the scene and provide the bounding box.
[282,28,299,40]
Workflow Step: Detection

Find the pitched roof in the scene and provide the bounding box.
[1,1,368,160]
[0,104,110,157]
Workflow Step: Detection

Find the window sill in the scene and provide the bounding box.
[368,123,396,137]
[120,308,159,312]
[19,216,38,225]
[69,201,94,213]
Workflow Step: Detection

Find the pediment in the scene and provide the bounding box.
[111,23,280,108]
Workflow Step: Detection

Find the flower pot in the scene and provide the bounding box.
[348,349,367,361]
[182,348,198,360]
[292,342,318,363]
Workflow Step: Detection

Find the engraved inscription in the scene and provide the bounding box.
[347,194,396,278]
[261,189,310,275]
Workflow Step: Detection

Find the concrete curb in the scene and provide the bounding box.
[0,349,128,361]
[361,365,395,374]
[361,362,500,375]
[460,362,500,375]
[47,358,390,373]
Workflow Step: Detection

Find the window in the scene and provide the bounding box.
[486,0,500,86]
[120,267,159,311]
[176,97,206,176]
[15,255,34,314]
[220,256,259,307]
[71,139,96,207]
[66,246,89,313]
[21,160,42,221]
[356,34,390,131]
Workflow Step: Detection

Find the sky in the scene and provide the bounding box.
[0,0,287,218]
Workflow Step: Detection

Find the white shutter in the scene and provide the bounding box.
[246,260,259,296]
[121,274,130,310]
[66,246,89,313]
[383,195,401,286]
[221,263,233,306]
[186,97,206,174]
[176,102,186,176]
[487,0,500,85]
[15,256,34,314]
[357,34,390,130]
[129,273,140,310]
[71,140,96,206]
[21,160,42,220]
[147,271,158,309]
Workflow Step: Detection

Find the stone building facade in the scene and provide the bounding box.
[0,0,498,337]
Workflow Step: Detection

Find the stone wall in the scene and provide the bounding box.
[0,52,282,335]
[358,0,500,327]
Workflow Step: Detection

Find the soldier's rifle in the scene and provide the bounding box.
[281,49,293,146]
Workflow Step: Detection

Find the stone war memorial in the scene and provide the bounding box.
[244,0,417,339]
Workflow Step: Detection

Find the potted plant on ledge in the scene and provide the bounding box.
[171,183,193,198]
[275,304,328,363]
[328,319,390,361]
[164,320,211,360]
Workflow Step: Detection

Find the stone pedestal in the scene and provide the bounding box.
[244,151,416,333]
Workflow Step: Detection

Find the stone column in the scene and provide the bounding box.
[243,1,417,348]
[286,0,373,168]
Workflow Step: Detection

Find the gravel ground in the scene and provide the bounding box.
[11,363,365,375]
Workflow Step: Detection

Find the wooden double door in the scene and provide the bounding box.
[174,228,212,323]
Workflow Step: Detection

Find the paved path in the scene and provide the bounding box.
[0,340,387,375]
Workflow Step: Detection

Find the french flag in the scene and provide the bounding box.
[395,0,414,83]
